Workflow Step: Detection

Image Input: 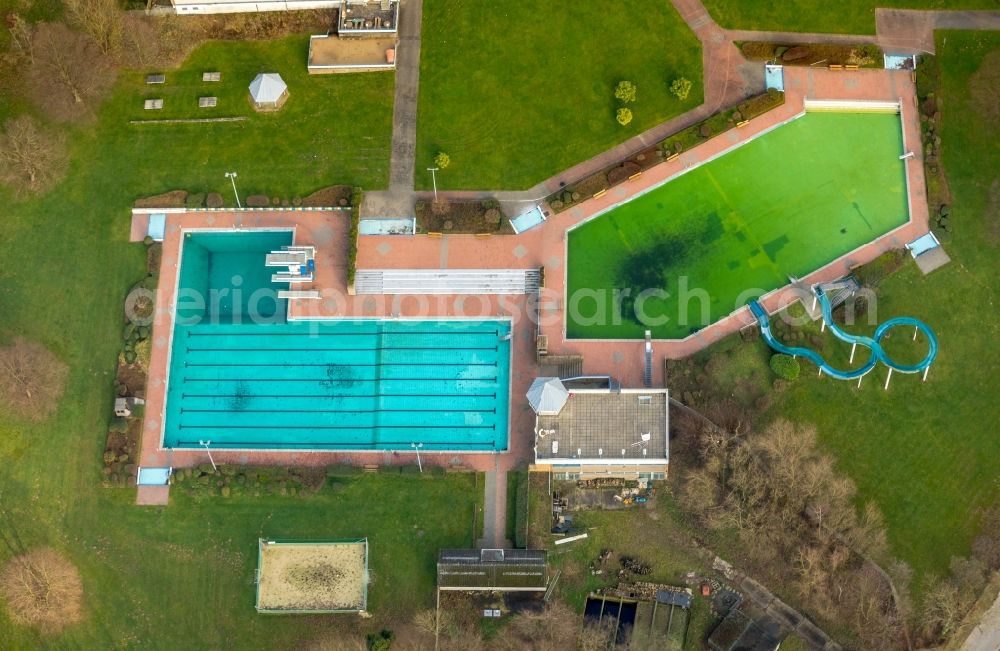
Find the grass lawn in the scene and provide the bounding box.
[566,111,908,339]
[687,31,1000,582]
[114,36,393,199]
[414,0,703,191]
[0,33,407,648]
[702,0,998,35]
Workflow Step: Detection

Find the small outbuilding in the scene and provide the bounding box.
[248,73,289,112]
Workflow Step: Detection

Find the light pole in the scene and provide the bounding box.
[427,167,439,201]
[225,172,241,208]
[198,440,217,472]
[411,442,423,473]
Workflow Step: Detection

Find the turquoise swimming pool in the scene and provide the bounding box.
[163,233,511,451]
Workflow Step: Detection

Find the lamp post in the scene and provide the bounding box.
[225,171,241,208]
[427,167,439,201]
[411,442,423,473]
[198,440,217,472]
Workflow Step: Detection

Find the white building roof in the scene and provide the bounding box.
[526,377,569,416]
[249,73,287,104]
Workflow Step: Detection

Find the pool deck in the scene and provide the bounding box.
[132,66,929,502]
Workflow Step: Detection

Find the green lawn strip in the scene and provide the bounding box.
[414,0,703,191]
[702,0,997,35]
[566,111,907,339]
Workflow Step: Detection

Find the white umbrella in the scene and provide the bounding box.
[526,377,568,416]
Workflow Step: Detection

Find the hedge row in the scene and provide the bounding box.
[547,90,785,214]
[347,187,362,286]
[514,471,529,549]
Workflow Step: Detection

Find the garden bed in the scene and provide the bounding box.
[548,89,785,214]
[415,199,513,234]
[739,41,883,67]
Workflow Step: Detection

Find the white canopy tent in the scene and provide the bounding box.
[526,377,569,416]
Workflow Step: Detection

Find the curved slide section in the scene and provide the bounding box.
[748,287,938,381]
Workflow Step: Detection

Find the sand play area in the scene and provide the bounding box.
[256,539,367,612]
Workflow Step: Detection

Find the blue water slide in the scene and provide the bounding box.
[748,287,937,381]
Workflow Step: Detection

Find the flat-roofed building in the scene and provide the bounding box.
[529,377,669,480]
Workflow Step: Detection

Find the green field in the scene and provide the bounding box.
[414,0,703,191]
[767,31,1000,579]
[702,0,998,35]
[566,111,908,339]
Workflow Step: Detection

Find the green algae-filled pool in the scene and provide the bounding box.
[566,110,909,339]
[163,232,510,450]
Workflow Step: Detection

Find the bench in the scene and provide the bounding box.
[143,99,164,110]
[202,71,221,82]
[198,96,217,108]
[146,74,165,84]
[277,290,321,299]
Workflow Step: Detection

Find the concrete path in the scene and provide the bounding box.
[719,5,1000,55]
[364,0,423,218]
[961,586,1000,651]
[478,463,509,549]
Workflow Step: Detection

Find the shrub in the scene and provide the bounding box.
[367,629,395,651]
[740,41,776,59]
[699,123,712,138]
[206,192,224,208]
[185,192,206,209]
[616,108,633,126]
[103,450,116,464]
[769,354,800,380]
[670,77,693,101]
[124,350,137,364]
[614,80,637,103]
[245,195,269,207]
[782,46,810,62]
[434,151,450,169]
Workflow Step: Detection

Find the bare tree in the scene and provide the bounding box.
[0,548,83,634]
[0,338,68,420]
[62,0,124,56]
[27,22,115,123]
[7,14,35,63]
[0,116,68,196]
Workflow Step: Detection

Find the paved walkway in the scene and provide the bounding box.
[961,586,1000,651]
[365,0,424,218]
[478,464,509,549]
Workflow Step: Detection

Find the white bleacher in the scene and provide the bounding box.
[353,269,540,295]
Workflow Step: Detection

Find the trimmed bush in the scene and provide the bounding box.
[434,151,451,169]
[616,108,633,126]
[769,354,800,380]
[206,192,224,208]
[614,80,637,103]
[185,192,206,209]
[245,195,269,208]
[670,77,693,101]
